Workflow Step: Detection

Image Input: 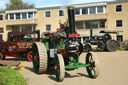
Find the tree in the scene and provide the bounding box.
[5,0,35,10]
[115,0,128,1]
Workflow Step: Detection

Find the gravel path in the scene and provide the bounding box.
[19,51,128,85]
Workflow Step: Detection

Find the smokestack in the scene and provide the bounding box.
[67,6,76,34]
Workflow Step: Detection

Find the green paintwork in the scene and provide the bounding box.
[65,62,89,69]
[55,55,60,81]
[32,43,40,73]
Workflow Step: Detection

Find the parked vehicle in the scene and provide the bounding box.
[0,30,40,61]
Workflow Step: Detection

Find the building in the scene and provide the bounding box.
[0,0,128,42]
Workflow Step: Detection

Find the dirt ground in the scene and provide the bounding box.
[18,51,128,85]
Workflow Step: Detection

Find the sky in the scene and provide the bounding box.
[0,0,115,9]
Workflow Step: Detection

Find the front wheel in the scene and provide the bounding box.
[54,54,65,82]
[86,52,100,78]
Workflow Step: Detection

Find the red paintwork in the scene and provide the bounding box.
[0,30,40,59]
[27,51,32,62]
[60,51,67,57]
[54,66,58,71]
[3,52,20,57]
[34,56,38,61]
[89,63,91,67]
[69,34,80,37]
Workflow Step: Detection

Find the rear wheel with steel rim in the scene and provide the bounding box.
[86,52,100,78]
[32,42,48,74]
[54,54,65,82]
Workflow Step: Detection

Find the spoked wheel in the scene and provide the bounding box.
[32,42,48,74]
[27,51,32,62]
[54,54,65,82]
[86,52,100,78]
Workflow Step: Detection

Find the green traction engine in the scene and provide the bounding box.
[32,6,100,82]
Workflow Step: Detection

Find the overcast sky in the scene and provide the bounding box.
[0,0,115,9]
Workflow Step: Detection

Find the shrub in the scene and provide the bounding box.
[122,40,128,50]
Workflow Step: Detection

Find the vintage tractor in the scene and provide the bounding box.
[0,30,40,61]
[79,30,120,52]
[32,7,100,81]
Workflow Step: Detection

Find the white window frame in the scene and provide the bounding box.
[58,10,64,17]
[45,11,51,18]
[116,20,123,28]
[115,4,122,13]
[97,6,105,14]
[0,28,4,34]
[81,7,89,15]
[46,24,51,32]
[0,15,3,20]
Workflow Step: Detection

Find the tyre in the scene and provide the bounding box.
[32,42,48,74]
[86,52,100,78]
[55,54,65,82]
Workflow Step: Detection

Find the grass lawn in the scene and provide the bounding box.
[0,66,26,85]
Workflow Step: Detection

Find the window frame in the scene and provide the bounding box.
[89,7,96,15]
[97,6,104,14]
[59,10,64,17]
[45,11,51,18]
[28,12,34,19]
[46,24,51,32]
[116,20,123,28]
[116,35,123,42]
[75,8,81,15]
[82,7,88,15]
[115,4,122,13]
[16,13,21,20]
[22,12,27,19]
[0,15,3,20]
[0,28,4,33]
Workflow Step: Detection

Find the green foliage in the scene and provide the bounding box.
[6,0,35,10]
[0,66,26,85]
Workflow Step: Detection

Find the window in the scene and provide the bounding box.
[89,7,96,14]
[90,21,99,28]
[117,35,123,42]
[46,25,51,32]
[75,8,80,15]
[22,13,27,19]
[86,20,105,29]
[45,11,50,17]
[0,15,3,20]
[10,14,14,20]
[59,10,64,16]
[76,22,84,29]
[116,5,122,12]
[97,6,104,13]
[0,28,3,33]
[99,21,105,28]
[28,12,33,19]
[16,13,20,19]
[82,8,88,15]
[116,20,123,27]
